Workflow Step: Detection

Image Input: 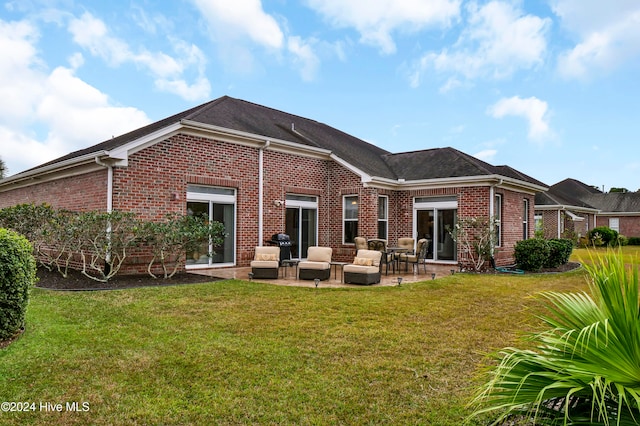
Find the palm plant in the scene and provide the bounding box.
[469,251,640,425]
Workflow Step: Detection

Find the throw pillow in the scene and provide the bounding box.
[354,257,373,266]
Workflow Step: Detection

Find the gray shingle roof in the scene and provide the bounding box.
[10,96,544,187]
[535,178,640,213]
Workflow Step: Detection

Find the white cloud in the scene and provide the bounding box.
[287,36,321,81]
[191,0,284,50]
[0,17,151,176]
[487,96,553,141]
[68,12,210,101]
[305,0,461,54]
[473,149,497,162]
[552,0,640,79]
[409,1,550,88]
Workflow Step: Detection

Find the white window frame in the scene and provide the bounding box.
[494,194,502,247]
[523,199,529,240]
[378,195,388,240]
[186,185,237,268]
[343,195,359,244]
[609,217,620,233]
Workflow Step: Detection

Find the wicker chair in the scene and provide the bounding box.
[298,246,332,280]
[343,249,383,285]
[250,246,280,279]
[400,238,429,274]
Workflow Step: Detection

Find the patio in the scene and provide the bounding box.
[190,262,459,288]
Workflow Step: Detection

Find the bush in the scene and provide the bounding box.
[545,238,574,268]
[514,239,550,272]
[0,228,37,340]
[628,236,640,246]
[587,226,619,247]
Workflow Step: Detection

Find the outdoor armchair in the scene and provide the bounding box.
[343,249,383,285]
[298,246,332,280]
[250,246,280,279]
[399,238,429,274]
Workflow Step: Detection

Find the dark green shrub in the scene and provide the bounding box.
[545,238,574,268]
[515,239,550,272]
[0,228,37,340]
[587,226,619,247]
[628,237,640,246]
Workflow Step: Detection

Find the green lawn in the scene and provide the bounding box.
[0,254,601,425]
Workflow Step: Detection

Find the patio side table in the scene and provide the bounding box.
[330,261,348,283]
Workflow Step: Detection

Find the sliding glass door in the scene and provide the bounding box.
[414,197,457,262]
[285,195,318,259]
[186,185,236,267]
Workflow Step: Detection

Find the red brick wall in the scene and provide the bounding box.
[0,170,108,211]
[0,132,538,273]
[596,216,640,238]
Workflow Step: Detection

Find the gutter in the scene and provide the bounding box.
[258,141,271,246]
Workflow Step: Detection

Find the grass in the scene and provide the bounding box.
[0,254,601,425]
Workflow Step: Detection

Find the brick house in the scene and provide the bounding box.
[0,96,546,273]
[535,178,640,240]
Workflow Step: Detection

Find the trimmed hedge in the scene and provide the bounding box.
[545,238,574,268]
[515,239,551,272]
[0,228,37,340]
[628,237,640,246]
[514,238,574,272]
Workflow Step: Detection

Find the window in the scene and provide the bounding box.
[534,214,543,233]
[343,195,358,244]
[377,196,388,240]
[609,218,620,232]
[523,199,529,240]
[494,194,502,247]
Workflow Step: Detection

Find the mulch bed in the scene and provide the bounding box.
[35,267,217,291]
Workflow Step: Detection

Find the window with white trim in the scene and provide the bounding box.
[377,196,388,240]
[494,194,502,247]
[609,218,620,232]
[523,199,529,240]
[343,195,358,244]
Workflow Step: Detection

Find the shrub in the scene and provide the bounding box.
[628,236,640,246]
[545,238,573,268]
[587,226,619,247]
[514,239,550,272]
[617,234,628,246]
[0,228,37,340]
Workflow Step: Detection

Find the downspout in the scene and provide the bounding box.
[557,210,562,239]
[95,157,114,268]
[95,157,113,213]
[258,141,270,247]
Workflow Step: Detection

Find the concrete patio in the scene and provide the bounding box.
[190,262,459,288]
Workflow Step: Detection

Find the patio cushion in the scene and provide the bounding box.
[344,264,379,274]
[306,246,332,263]
[298,260,330,270]
[250,246,280,269]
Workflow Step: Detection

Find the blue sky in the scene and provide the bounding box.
[1,0,639,192]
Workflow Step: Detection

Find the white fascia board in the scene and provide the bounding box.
[329,154,373,183]
[534,204,600,214]
[597,211,640,216]
[365,174,547,193]
[108,122,184,164]
[0,151,108,190]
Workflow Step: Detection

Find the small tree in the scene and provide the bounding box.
[77,211,141,282]
[448,216,496,272]
[142,213,225,279]
[0,157,6,179]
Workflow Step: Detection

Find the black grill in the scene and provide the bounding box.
[268,233,292,264]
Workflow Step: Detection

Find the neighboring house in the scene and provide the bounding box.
[535,178,640,240]
[0,96,546,273]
